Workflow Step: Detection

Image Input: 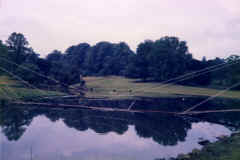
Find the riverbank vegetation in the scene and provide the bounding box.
[174,132,240,160]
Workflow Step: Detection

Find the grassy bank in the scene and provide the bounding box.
[84,76,240,99]
[0,76,64,101]
[2,75,239,101]
[175,133,240,160]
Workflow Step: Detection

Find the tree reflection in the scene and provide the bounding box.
[1,101,240,146]
[0,105,33,141]
[0,105,192,146]
[134,114,191,145]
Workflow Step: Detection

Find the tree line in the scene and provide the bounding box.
[0,32,239,89]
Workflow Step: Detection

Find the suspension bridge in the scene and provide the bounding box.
[0,56,240,116]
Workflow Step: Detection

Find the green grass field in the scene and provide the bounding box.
[84,76,240,99]
[0,76,64,101]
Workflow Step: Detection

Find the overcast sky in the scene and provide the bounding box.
[0,0,239,59]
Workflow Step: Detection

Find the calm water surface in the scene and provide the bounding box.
[0,98,240,160]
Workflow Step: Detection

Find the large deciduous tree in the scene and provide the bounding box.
[135,40,154,81]
[5,32,30,64]
[149,36,192,81]
[84,42,134,76]
[129,37,193,82]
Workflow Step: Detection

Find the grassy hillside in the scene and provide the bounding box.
[84,76,240,99]
[0,76,64,101]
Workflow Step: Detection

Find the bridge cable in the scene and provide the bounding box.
[0,57,81,91]
[127,59,240,111]
[103,59,240,99]
[0,66,49,100]
[133,59,240,93]
[182,81,240,114]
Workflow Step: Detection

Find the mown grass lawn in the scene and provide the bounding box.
[84,76,240,99]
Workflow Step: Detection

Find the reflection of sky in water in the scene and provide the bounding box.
[0,115,231,160]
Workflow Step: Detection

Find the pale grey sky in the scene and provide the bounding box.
[0,0,239,59]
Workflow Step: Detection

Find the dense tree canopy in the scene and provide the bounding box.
[149,37,192,81]
[220,55,240,89]
[0,40,9,74]
[5,32,31,65]
[83,42,134,76]
[125,37,195,83]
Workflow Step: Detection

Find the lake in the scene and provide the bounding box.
[0,97,240,160]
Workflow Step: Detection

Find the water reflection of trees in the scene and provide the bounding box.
[1,104,240,146]
[134,114,191,145]
[0,105,193,145]
[0,106,33,141]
